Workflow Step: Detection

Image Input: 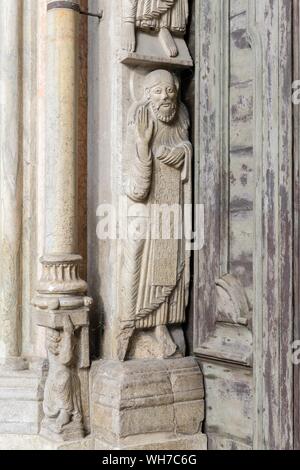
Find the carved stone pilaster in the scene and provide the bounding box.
[0,0,28,371]
[88,0,207,451]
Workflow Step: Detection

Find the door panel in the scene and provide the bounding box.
[193,0,294,449]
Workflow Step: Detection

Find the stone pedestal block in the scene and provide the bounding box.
[91,357,207,450]
[119,31,193,68]
[0,366,46,436]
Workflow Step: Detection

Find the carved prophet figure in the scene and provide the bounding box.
[118,70,192,360]
[122,0,189,57]
[42,316,83,437]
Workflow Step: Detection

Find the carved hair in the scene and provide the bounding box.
[144,69,180,95]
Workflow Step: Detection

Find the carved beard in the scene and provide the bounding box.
[150,100,177,123]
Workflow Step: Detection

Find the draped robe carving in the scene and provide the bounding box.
[122,0,189,57]
[118,70,192,360]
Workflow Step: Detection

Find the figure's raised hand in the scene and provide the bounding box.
[136,106,154,145]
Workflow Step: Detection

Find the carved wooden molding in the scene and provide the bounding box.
[193,0,294,449]
[194,0,293,448]
[194,0,226,347]
[293,0,300,451]
[248,0,293,450]
[193,0,252,367]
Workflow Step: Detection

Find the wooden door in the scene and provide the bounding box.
[191,0,294,450]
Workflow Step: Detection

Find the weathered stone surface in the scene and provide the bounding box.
[0,367,45,436]
[95,433,207,451]
[118,69,193,361]
[120,32,193,68]
[0,433,205,451]
[0,434,93,451]
[0,0,23,366]
[174,401,204,434]
[91,357,206,450]
[121,0,192,65]
[208,434,251,451]
[88,0,194,363]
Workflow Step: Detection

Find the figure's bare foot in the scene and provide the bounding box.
[123,22,136,53]
[155,325,177,358]
[159,28,178,57]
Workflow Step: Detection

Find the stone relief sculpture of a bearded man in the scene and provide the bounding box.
[118,70,192,361]
[122,0,189,57]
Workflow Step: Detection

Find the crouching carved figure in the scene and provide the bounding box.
[42,316,83,439]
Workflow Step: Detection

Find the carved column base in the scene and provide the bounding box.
[91,357,207,450]
[34,255,88,301]
[33,255,91,443]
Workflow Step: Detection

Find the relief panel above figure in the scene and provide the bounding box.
[121,0,193,67]
[122,0,189,57]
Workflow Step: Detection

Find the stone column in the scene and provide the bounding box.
[0,0,27,370]
[33,0,92,442]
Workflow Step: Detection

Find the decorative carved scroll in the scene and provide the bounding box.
[248,0,293,450]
